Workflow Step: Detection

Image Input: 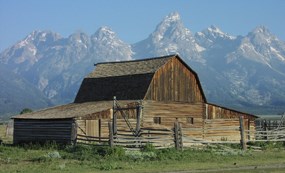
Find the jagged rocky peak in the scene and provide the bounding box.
[152,12,192,42]
[0,30,60,65]
[251,26,271,36]
[196,25,236,40]
[9,30,60,50]
[90,26,133,61]
[247,26,278,45]
[163,11,181,23]
[26,30,62,45]
[69,32,89,42]
[92,26,117,41]
[68,32,90,48]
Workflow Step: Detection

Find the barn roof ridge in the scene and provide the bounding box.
[95,54,177,66]
[87,54,178,78]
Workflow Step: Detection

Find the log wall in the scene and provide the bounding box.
[13,119,75,144]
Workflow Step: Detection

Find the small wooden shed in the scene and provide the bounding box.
[13,54,257,144]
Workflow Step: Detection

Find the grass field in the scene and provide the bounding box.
[0,124,12,143]
[1,124,285,173]
[0,143,285,173]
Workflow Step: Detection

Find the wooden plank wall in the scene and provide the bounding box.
[145,57,205,103]
[142,101,204,138]
[203,104,256,141]
[142,101,256,141]
[205,103,256,121]
[13,119,74,144]
[203,119,240,141]
[76,106,138,138]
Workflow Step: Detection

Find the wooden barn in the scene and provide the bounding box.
[13,54,257,145]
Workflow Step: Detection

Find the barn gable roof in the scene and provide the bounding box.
[74,54,207,103]
[87,54,173,78]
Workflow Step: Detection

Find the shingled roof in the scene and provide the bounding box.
[74,54,207,103]
[74,55,178,103]
[87,54,174,78]
[13,100,135,119]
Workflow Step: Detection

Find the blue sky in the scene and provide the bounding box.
[0,0,284,51]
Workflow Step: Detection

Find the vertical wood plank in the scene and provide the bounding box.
[239,116,247,150]
[108,122,114,147]
[174,122,179,150]
[247,119,250,140]
[113,96,117,135]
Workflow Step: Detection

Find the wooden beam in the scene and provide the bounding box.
[239,116,247,150]
[108,122,114,147]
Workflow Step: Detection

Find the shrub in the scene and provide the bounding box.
[141,143,156,152]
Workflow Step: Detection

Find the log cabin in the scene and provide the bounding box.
[12,54,257,145]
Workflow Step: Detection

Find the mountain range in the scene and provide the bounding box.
[1,12,285,119]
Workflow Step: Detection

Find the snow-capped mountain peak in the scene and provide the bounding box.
[204,25,236,40]
[247,26,280,46]
[252,26,271,35]
[1,12,285,116]
[151,12,187,43]
[163,12,181,23]
[90,26,133,61]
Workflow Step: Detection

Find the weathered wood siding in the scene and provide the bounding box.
[142,101,256,141]
[76,109,112,138]
[203,104,256,141]
[142,101,204,138]
[145,57,205,102]
[203,119,241,141]
[76,104,138,138]
[205,103,255,120]
[13,119,75,144]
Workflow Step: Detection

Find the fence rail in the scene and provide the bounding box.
[76,122,182,149]
[77,134,109,145]
[113,126,176,149]
[76,116,285,150]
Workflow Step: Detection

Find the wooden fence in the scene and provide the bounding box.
[77,122,182,149]
[76,134,109,146]
[182,116,285,150]
[76,117,285,150]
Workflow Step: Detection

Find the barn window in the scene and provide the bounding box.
[153,117,161,124]
[186,117,194,124]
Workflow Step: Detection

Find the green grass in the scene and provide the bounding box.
[0,143,285,173]
[1,126,285,172]
[0,124,12,144]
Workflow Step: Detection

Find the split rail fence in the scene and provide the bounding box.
[76,116,285,150]
[77,121,183,149]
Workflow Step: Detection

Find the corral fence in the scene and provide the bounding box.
[248,114,285,142]
[76,121,183,149]
[76,116,285,150]
[183,115,285,150]
[0,121,13,137]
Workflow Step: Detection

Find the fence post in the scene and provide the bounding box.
[247,119,251,140]
[174,121,182,150]
[174,122,179,149]
[239,116,247,150]
[108,122,114,147]
[112,96,117,136]
[263,120,268,140]
[136,100,142,136]
[178,122,183,150]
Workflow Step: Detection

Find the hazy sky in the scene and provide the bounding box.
[0,0,284,51]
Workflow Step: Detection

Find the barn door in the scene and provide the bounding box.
[86,120,99,137]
